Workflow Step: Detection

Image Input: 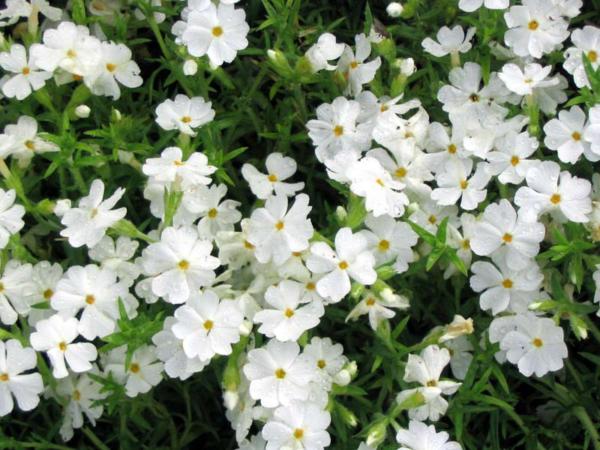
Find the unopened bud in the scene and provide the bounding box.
[75,104,90,118]
[239,320,253,336]
[183,59,198,76]
[439,315,474,342]
[366,420,387,447]
[386,2,404,17]
[223,390,238,411]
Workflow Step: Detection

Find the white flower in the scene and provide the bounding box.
[307,227,377,303]
[503,0,569,59]
[152,317,208,380]
[262,401,331,450]
[243,339,314,408]
[347,156,409,218]
[51,264,130,340]
[303,337,347,389]
[0,43,52,100]
[408,198,458,234]
[359,213,417,272]
[89,236,140,287]
[307,96,371,163]
[396,420,461,450]
[2,115,59,167]
[155,94,215,136]
[30,314,97,379]
[139,226,220,304]
[0,188,25,250]
[499,313,568,377]
[56,372,106,442]
[181,3,249,67]
[544,106,597,163]
[103,345,163,397]
[0,0,62,26]
[59,179,127,248]
[470,250,543,315]
[27,261,63,326]
[247,194,314,266]
[0,339,44,416]
[421,26,476,57]
[431,159,490,211]
[585,105,600,157]
[458,0,508,12]
[189,184,241,238]
[498,63,558,96]
[397,345,460,422]
[564,26,600,89]
[254,280,324,342]
[84,41,142,100]
[337,33,381,96]
[386,2,404,17]
[346,290,409,331]
[172,290,243,361]
[30,22,101,76]
[241,152,304,200]
[305,33,345,72]
[142,146,216,189]
[470,199,545,270]
[0,260,34,325]
[444,336,473,381]
[486,131,539,184]
[515,161,592,223]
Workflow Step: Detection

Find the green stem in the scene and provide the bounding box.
[573,406,600,450]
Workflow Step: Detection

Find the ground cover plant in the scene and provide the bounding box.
[0,0,599,449]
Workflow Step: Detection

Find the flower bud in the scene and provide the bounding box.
[239,320,253,336]
[439,315,474,343]
[335,206,347,222]
[183,59,198,76]
[53,199,72,217]
[75,104,91,118]
[223,390,239,411]
[366,420,387,447]
[386,2,404,17]
[333,369,351,386]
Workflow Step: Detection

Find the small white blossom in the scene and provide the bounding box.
[155,94,215,136]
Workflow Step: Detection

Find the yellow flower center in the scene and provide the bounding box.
[571,131,581,141]
[85,294,95,305]
[460,179,469,190]
[428,215,437,225]
[25,140,36,151]
[0,373,9,382]
[375,178,385,186]
[43,288,53,300]
[469,93,479,102]
[275,220,285,231]
[532,337,543,348]
[448,144,457,154]
[461,239,470,250]
[208,208,218,218]
[106,63,117,72]
[349,60,359,69]
[181,116,192,124]
[366,297,376,306]
[395,167,407,178]
[502,233,513,243]
[275,368,286,379]
[212,26,224,37]
[244,240,255,250]
[550,193,561,205]
[528,20,539,30]
[426,379,437,387]
[317,359,326,369]
[588,50,598,63]
[306,282,316,291]
[338,261,349,270]
[130,363,140,373]
[203,320,214,331]
[58,341,67,352]
[502,278,513,289]
[67,49,77,58]
[333,125,344,137]
[22,67,30,75]
[284,308,295,318]
[510,155,520,166]
[178,260,190,271]
[268,174,278,182]
[378,239,390,251]
[73,389,81,401]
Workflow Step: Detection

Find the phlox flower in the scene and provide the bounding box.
[241,152,305,200]
[0,188,25,251]
[139,226,220,304]
[103,345,163,397]
[142,146,216,190]
[421,25,476,58]
[247,194,314,266]
[0,339,44,416]
[306,227,377,303]
[155,94,215,136]
[564,26,600,89]
[1,116,59,167]
[431,158,490,211]
[89,236,140,288]
[346,289,409,331]
[0,260,34,325]
[303,337,348,390]
[30,314,97,379]
[0,0,61,26]
[544,106,598,163]
[191,184,242,238]
[337,33,381,96]
[586,106,600,158]
[0,44,52,100]
[486,131,539,184]
[396,420,462,450]
[172,290,243,361]
[305,33,345,72]
[515,161,592,223]
[254,280,324,342]
[498,63,559,96]
[59,179,127,248]
[243,339,314,408]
